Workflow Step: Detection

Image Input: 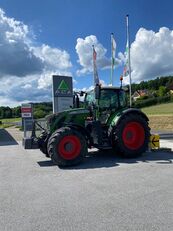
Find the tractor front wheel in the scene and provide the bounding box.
[113,114,150,158]
[47,127,87,166]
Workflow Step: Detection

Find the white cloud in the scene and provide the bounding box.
[73,79,107,93]
[22,84,32,89]
[0,75,52,106]
[33,44,72,70]
[0,8,44,77]
[73,78,77,85]
[100,79,107,86]
[37,70,72,89]
[75,35,111,76]
[73,85,94,93]
[0,8,73,106]
[126,27,173,83]
[0,9,72,80]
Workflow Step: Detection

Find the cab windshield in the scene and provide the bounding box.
[85,89,127,109]
[99,89,127,110]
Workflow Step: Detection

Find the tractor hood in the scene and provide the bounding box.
[46,108,90,133]
[46,108,89,122]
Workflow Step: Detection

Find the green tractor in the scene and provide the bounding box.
[38,85,150,166]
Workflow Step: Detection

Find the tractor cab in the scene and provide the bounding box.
[84,86,127,123]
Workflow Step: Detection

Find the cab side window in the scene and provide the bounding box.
[119,91,127,107]
[110,94,118,108]
[85,90,96,107]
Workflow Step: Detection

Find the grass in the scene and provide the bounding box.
[142,102,173,115]
[0,117,21,122]
[142,103,173,132]
[0,117,21,129]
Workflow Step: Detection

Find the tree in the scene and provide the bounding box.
[157,86,168,97]
[33,110,46,119]
[12,106,21,118]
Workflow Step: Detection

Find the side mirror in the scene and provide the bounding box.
[95,84,100,99]
[80,91,84,97]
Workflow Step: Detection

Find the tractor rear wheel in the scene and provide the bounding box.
[113,113,150,158]
[47,127,87,166]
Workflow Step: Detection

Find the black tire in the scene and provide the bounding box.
[47,127,87,166]
[37,131,50,157]
[113,113,150,158]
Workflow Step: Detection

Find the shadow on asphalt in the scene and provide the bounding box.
[37,160,56,167]
[0,129,18,146]
[37,149,173,169]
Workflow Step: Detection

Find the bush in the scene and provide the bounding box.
[33,110,47,119]
[134,95,172,108]
[136,95,149,101]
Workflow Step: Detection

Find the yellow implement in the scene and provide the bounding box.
[149,134,160,149]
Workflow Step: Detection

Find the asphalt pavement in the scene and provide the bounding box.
[0,128,173,231]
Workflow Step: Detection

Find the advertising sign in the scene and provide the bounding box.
[21,103,33,118]
[52,75,73,113]
[57,97,73,112]
[53,75,73,97]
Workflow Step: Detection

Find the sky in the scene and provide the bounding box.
[0,0,173,106]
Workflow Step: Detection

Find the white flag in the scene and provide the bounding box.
[111,34,116,66]
[123,42,129,77]
[93,46,99,85]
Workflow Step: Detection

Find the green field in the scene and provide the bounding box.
[142,103,173,132]
[0,117,21,123]
[142,102,173,115]
[0,117,21,128]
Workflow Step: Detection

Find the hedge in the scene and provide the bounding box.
[134,95,173,108]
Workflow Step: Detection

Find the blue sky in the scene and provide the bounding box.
[0,0,173,106]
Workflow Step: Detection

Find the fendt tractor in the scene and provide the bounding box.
[37,84,150,167]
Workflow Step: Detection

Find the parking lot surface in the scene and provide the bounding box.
[0,128,173,231]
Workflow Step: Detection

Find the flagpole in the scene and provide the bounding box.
[92,45,95,86]
[92,45,100,85]
[126,14,132,107]
[110,33,114,86]
[92,45,99,120]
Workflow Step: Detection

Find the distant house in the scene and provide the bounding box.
[132,91,140,101]
[168,85,173,94]
[132,90,149,101]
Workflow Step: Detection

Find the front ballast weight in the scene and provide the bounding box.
[22,120,44,149]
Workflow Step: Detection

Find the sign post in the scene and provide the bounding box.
[52,75,73,113]
[21,103,37,149]
[21,103,33,118]
[21,103,33,138]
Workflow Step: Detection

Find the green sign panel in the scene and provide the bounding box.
[53,75,73,97]
[58,80,69,91]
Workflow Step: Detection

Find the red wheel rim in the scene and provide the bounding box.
[122,122,145,150]
[57,135,81,160]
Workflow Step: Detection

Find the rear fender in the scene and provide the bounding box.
[110,108,149,128]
